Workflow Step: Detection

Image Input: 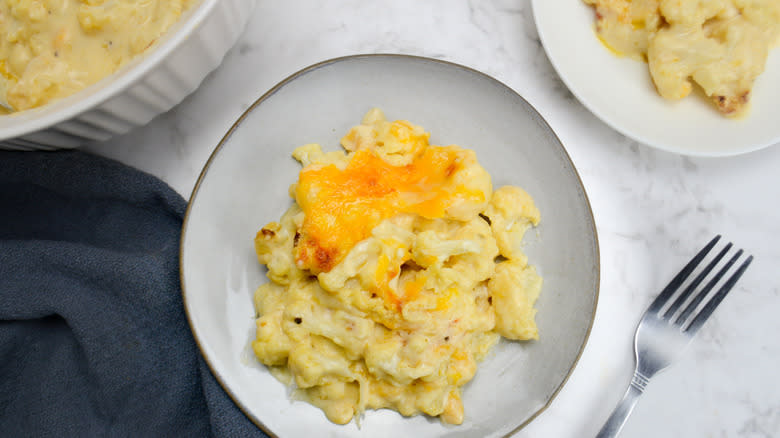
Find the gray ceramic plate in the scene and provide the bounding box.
[180,54,599,437]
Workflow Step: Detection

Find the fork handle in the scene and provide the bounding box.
[595,373,647,438]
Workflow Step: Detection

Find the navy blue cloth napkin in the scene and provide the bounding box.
[0,150,265,437]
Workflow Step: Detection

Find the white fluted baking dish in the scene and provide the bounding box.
[0,0,256,151]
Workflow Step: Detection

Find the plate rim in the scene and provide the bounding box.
[179,53,601,437]
[531,0,780,157]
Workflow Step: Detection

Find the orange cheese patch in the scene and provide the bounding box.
[372,253,402,309]
[294,147,483,273]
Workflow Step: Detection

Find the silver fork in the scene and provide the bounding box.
[596,235,753,437]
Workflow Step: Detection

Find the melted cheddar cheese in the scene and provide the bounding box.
[252,109,542,426]
[294,146,486,273]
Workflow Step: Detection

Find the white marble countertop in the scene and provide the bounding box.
[86,1,780,437]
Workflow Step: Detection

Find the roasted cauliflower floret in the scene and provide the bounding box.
[484,186,541,264]
[488,260,543,341]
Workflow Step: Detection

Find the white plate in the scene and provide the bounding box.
[532,0,780,157]
[180,55,599,437]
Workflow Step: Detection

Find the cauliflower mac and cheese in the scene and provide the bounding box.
[0,0,195,113]
[252,109,543,425]
[584,0,780,116]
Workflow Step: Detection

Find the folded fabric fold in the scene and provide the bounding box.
[0,151,265,437]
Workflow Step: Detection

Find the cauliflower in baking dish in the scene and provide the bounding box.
[0,0,196,113]
[251,109,543,425]
[584,0,780,116]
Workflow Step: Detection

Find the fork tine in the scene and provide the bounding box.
[684,254,753,334]
[647,235,721,314]
[674,248,740,325]
[662,242,733,320]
